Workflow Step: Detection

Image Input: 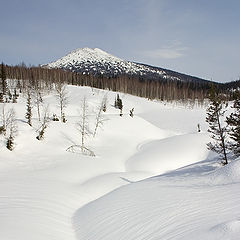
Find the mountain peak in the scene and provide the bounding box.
[45,47,207,83]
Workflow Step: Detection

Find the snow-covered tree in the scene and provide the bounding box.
[36,106,50,140]
[93,97,107,137]
[34,88,43,121]
[67,97,94,156]
[226,91,240,157]
[5,108,18,151]
[56,82,68,123]
[206,88,228,165]
[102,95,107,112]
[78,97,91,151]
[0,105,15,136]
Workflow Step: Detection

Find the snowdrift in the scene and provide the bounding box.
[73,160,240,240]
[126,133,210,174]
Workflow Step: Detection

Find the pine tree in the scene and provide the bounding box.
[206,88,228,165]
[0,92,3,103]
[226,91,240,157]
[0,63,7,97]
[25,89,32,126]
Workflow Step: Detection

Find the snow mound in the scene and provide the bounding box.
[126,133,210,174]
[73,173,240,240]
[209,220,240,239]
[209,159,240,184]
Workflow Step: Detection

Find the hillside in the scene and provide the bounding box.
[45,47,211,84]
[1,85,239,240]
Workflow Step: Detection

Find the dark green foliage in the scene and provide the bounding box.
[25,90,32,126]
[0,63,7,97]
[129,108,134,118]
[206,87,228,165]
[0,125,5,135]
[62,113,67,123]
[116,94,123,110]
[197,123,201,132]
[52,114,59,121]
[0,92,3,103]
[12,89,18,103]
[226,91,240,157]
[102,103,107,112]
[6,135,14,151]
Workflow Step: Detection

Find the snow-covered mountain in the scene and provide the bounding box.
[45,48,205,82]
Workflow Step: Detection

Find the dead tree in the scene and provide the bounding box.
[6,108,18,151]
[67,97,94,156]
[34,88,43,121]
[56,82,68,123]
[93,97,107,137]
[0,104,14,135]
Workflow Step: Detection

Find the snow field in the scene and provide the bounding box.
[1,85,237,240]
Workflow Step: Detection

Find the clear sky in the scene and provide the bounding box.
[0,0,239,82]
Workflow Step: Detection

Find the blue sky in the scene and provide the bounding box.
[0,0,239,82]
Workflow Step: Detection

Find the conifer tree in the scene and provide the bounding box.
[0,93,3,103]
[25,89,32,126]
[226,91,240,157]
[206,87,228,165]
[0,63,7,97]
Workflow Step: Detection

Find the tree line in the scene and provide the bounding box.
[1,63,233,103]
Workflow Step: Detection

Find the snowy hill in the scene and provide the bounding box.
[45,47,208,83]
[0,85,239,240]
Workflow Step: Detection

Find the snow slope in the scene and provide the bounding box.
[73,159,240,240]
[0,85,237,240]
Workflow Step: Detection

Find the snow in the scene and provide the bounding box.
[46,47,178,80]
[0,85,239,240]
[74,158,240,240]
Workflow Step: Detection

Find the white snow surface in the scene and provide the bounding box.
[0,85,239,240]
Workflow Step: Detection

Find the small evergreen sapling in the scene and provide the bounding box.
[25,89,32,127]
[129,108,134,118]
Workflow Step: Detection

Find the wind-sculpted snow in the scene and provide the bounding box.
[126,133,210,174]
[0,85,238,240]
[46,47,180,81]
[73,159,240,240]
